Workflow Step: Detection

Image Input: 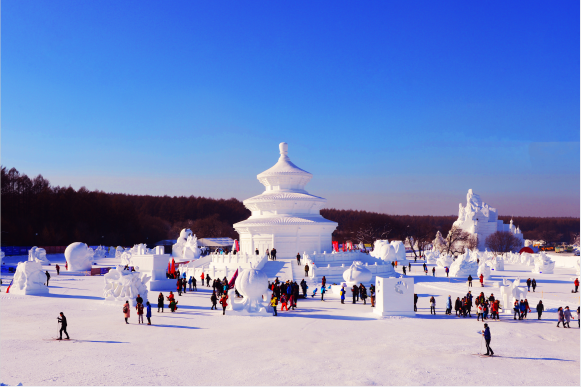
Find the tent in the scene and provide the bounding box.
[519,247,535,254]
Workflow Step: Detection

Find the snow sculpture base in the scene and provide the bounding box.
[11,261,49,295]
[65,242,93,271]
[103,266,150,306]
[343,261,372,284]
[228,268,272,315]
[374,277,414,317]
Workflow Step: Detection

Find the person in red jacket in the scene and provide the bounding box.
[479,274,484,287]
[55,264,60,275]
[574,278,579,293]
[219,294,228,315]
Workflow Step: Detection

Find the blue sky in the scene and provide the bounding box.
[3,1,579,216]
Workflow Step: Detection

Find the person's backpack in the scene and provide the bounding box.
[123,305,129,313]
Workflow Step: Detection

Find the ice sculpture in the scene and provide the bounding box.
[532,252,555,274]
[436,253,454,268]
[489,255,504,271]
[370,240,407,263]
[10,261,49,295]
[182,234,201,260]
[28,246,50,265]
[64,242,93,271]
[228,268,272,315]
[172,229,193,260]
[103,265,150,306]
[93,246,107,259]
[449,250,478,278]
[343,261,373,285]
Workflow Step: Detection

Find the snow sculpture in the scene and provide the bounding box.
[172,228,193,260]
[182,234,201,261]
[228,268,272,315]
[103,265,150,306]
[432,231,446,253]
[436,253,453,268]
[520,253,535,266]
[115,246,124,258]
[449,250,478,278]
[425,250,439,264]
[477,262,491,280]
[108,246,116,257]
[391,241,406,262]
[532,252,555,274]
[489,256,504,271]
[508,278,527,301]
[453,189,524,250]
[93,246,107,259]
[64,242,93,271]
[28,246,50,265]
[343,261,373,285]
[10,261,49,295]
[120,252,133,267]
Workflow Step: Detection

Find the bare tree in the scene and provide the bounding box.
[444,226,471,256]
[485,231,522,255]
[466,234,478,251]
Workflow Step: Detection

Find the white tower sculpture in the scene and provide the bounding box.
[234,142,338,258]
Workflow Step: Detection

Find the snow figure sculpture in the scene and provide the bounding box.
[172,228,193,260]
[520,253,535,266]
[64,242,93,271]
[343,261,373,285]
[425,250,439,264]
[436,254,453,268]
[509,278,527,301]
[432,231,446,253]
[10,261,49,295]
[489,256,504,271]
[115,246,124,259]
[93,246,107,259]
[28,246,50,265]
[532,252,555,274]
[228,268,272,315]
[103,265,150,306]
[120,252,133,267]
[108,246,116,257]
[182,234,201,261]
[449,250,478,278]
[391,241,406,262]
[477,262,491,280]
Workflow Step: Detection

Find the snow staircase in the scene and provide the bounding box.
[262,259,294,282]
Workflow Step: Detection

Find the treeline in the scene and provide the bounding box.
[2,167,579,247]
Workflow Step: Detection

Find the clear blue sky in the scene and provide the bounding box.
[3,1,579,216]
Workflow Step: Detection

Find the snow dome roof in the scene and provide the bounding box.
[257,143,313,191]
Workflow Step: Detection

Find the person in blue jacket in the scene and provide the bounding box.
[145,301,152,325]
[446,296,452,315]
[482,323,494,356]
[340,287,345,304]
[519,300,526,320]
[320,285,326,301]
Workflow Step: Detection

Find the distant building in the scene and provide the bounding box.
[453,189,524,251]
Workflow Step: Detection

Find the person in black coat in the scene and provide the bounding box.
[58,312,70,340]
[536,300,544,320]
[210,291,218,310]
[482,323,494,356]
[468,275,473,287]
[45,271,51,286]
[157,292,164,312]
[531,278,537,292]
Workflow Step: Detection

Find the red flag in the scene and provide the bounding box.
[167,261,170,274]
[170,258,176,275]
[332,241,339,252]
[228,269,238,289]
[6,278,13,293]
[235,240,240,252]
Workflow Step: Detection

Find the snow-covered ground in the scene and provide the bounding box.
[1,254,579,386]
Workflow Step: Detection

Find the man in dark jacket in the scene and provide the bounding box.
[536,300,544,320]
[468,275,473,287]
[136,294,143,305]
[45,271,51,286]
[271,248,277,261]
[300,279,307,298]
[414,294,418,312]
[531,278,537,292]
[482,323,493,356]
[58,312,70,340]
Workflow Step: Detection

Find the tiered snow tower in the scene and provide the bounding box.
[234,142,338,258]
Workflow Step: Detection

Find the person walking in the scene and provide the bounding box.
[188,276,193,291]
[340,287,345,304]
[477,303,484,321]
[145,301,152,325]
[564,306,574,328]
[57,312,70,340]
[536,300,544,320]
[266,248,270,260]
[479,274,484,287]
[360,284,367,305]
[432,267,436,277]
[455,297,462,316]
[255,248,259,255]
[271,295,278,316]
[524,299,530,319]
[352,285,358,304]
[446,296,452,315]
[414,294,418,312]
[402,266,406,275]
[201,272,205,287]
[206,274,211,287]
[136,301,144,324]
[370,285,375,307]
[408,262,411,272]
[445,267,449,277]
[526,278,532,292]
[513,300,520,320]
[211,291,218,310]
[157,292,164,312]
[304,264,309,278]
[300,279,307,298]
[123,301,130,324]
[219,294,228,315]
[192,276,197,291]
[574,278,579,293]
[271,248,277,261]
[531,278,537,292]
[430,296,436,314]
[320,285,326,301]
[322,276,327,287]
[577,306,580,328]
[136,294,143,305]
[45,271,51,286]
[482,323,494,356]
[177,278,182,296]
[556,307,565,328]
[468,275,473,287]
[280,294,288,311]
[55,264,60,275]
[296,253,301,266]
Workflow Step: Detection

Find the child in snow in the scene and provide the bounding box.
[280,294,288,311]
[219,294,228,315]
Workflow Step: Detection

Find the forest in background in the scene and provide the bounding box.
[2,167,579,247]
